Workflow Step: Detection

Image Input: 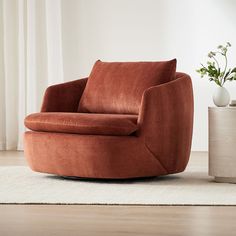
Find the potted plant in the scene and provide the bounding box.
[196,42,236,107]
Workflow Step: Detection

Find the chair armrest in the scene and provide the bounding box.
[41,78,87,112]
[137,73,194,173]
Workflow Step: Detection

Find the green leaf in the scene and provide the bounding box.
[214,79,221,86]
[224,69,231,82]
[231,67,236,73]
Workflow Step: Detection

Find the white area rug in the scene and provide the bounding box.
[1,164,236,205]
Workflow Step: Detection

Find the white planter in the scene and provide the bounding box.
[213,86,230,107]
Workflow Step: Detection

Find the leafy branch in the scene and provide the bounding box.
[196,42,236,87]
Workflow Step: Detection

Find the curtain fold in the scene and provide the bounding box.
[0,0,64,150]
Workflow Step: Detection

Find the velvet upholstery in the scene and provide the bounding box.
[24,132,167,178]
[24,71,194,179]
[137,72,194,173]
[41,78,87,112]
[78,59,176,114]
[25,112,138,136]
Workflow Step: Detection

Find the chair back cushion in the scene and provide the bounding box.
[78,59,176,114]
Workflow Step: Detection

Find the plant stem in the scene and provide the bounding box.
[211,55,220,71]
[201,63,208,70]
[222,54,228,86]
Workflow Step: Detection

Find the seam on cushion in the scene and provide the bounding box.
[144,142,169,174]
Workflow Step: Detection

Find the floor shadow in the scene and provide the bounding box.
[42,170,219,186]
[44,173,181,184]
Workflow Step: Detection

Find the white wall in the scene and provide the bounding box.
[61,0,236,151]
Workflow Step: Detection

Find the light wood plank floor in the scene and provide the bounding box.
[0,151,235,236]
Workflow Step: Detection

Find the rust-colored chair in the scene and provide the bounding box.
[24,60,193,179]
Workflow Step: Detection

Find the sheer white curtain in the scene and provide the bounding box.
[0,0,64,150]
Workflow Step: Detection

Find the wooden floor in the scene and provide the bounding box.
[0,151,235,236]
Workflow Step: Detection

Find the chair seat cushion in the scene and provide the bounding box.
[24,112,138,136]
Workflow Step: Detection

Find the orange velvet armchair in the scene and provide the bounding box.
[24,60,193,179]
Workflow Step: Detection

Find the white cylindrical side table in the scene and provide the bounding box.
[209,107,236,183]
